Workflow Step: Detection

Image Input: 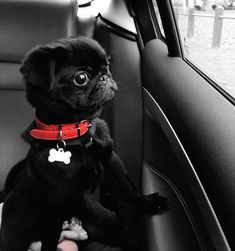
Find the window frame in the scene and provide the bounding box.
[147,0,166,41]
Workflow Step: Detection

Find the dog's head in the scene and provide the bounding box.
[20,37,117,121]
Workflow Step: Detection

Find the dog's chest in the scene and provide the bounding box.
[29,143,105,203]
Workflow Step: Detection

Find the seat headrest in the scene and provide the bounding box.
[0,0,78,63]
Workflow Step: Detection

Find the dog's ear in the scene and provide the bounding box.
[20,45,67,90]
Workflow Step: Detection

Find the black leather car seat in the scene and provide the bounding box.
[0,0,78,193]
[93,19,143,190]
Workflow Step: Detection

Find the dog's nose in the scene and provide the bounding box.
[99,75,108,83]
[110,81,118,92]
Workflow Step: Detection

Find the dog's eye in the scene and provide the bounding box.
[73,72,89,86]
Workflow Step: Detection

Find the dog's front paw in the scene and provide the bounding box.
[121,226,140,251]
[135,193,169,215]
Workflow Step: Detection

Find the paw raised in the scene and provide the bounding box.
[135,193,169,215]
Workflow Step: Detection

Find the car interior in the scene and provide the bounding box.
[0,0,234,250]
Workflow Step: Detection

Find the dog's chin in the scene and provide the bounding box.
[91,88,115,106]
[73,90,115,119]
[78,86,115,110]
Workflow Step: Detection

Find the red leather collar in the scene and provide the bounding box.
[30,117,91,141]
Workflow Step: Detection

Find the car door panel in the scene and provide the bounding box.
[142,39,233,250]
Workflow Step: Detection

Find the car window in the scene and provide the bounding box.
[170,0,235,98]
[152,1,165,37]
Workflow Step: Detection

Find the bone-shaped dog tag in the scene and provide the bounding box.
[48,148,72,165]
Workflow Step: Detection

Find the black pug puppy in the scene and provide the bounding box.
[0,37,168,251]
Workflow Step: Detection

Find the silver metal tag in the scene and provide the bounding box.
[48,148,72,165]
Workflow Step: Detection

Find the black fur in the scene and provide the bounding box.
[0,37,168,251]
